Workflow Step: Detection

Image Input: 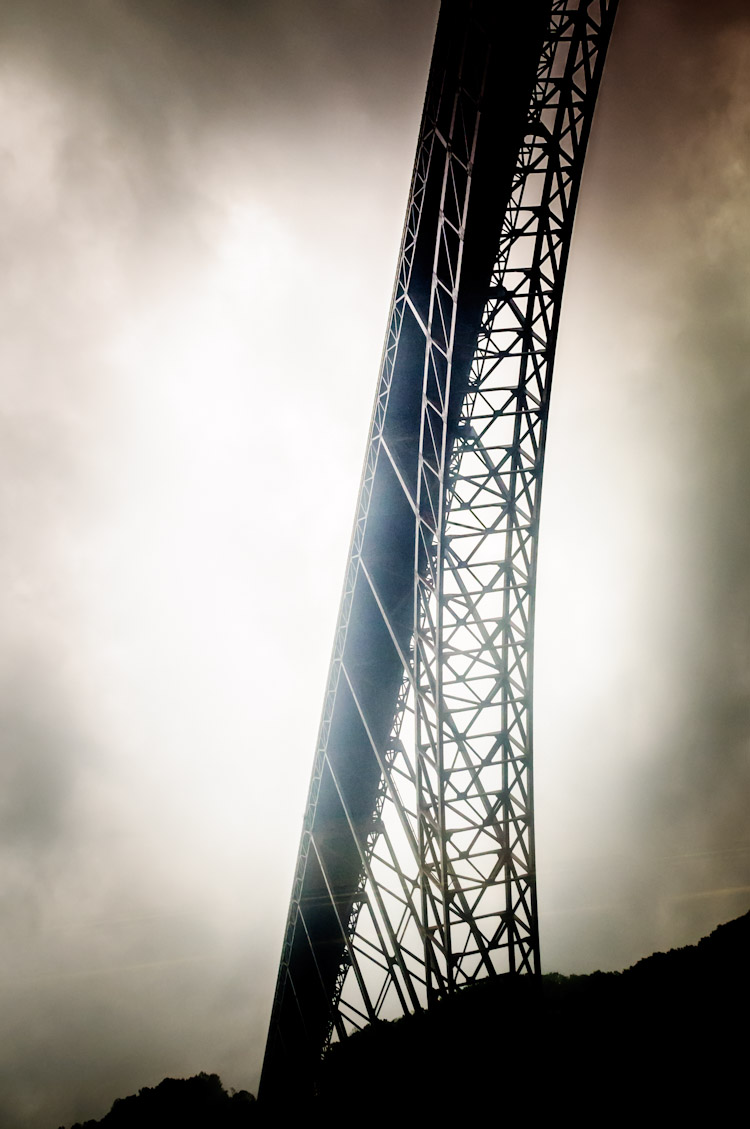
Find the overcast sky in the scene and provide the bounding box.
[1,2,749,1126]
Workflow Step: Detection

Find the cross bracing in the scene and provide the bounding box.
[261,0,618,1098]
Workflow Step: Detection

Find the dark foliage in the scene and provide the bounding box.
[60,1072,257,1129]
[309,911,750,1125]
[59,913,749,1128]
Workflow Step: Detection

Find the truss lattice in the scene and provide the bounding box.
[262,0,618,1094]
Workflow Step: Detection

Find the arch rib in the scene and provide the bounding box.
[261,0,618,1097]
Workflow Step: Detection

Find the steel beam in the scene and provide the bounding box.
[261,0,618,1099]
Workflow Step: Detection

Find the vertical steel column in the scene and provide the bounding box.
[412,19,490,1002]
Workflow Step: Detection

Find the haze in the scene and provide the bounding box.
[0,2,748,1126]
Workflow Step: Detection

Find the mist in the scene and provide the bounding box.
[0,2,748,1126]
[0,2,437,1124]
[536,0,750,969]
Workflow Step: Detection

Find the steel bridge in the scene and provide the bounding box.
[262,0,618,1098]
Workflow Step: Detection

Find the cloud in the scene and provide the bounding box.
[1,0,749,1123]
[536,0,750,970]
[0,3,438,1126]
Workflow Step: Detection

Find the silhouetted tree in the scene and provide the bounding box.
[63,1072,257,1129]
[60,913,750,1128]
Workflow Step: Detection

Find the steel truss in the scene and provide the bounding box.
[262,0,618,1096]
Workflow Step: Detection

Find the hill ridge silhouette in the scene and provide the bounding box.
[60,909,749,1127]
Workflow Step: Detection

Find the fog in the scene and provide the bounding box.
[0,2,748,1126]
[536,0,750,969]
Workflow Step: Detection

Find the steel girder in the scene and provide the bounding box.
[261,0,618,1098]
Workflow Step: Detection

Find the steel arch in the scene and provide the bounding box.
[261,0,618,1097]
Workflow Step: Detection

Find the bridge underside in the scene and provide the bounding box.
[262,0,618,1100]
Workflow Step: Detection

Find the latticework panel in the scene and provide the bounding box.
[334,0,618,1032]
[261,0,619,1096]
